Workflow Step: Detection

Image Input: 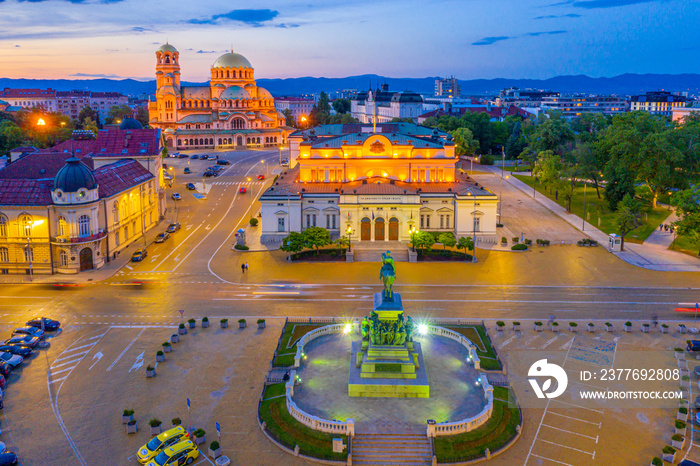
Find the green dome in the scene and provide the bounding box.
[158,43,178,53]
[212,52,252,69]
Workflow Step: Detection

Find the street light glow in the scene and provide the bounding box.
[36,118,46,126]
[418,324,428,335]
[343,323,352,334]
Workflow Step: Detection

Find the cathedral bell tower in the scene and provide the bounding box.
[155,43,181,89]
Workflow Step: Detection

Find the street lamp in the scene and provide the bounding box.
[409,225,417,252]
[346,225,353,252]
[300,116,307,129]
[261,159,268,178]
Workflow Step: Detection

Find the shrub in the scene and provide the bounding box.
[257,319,265,324]
[570,322,578,327]
[501,236,507,244]
[534,321,542,326]
[210,441,220,450]
[512,237,519,244]
[672,433,684,441]
[651,458,662,466]
[679,407,688,414]
[162,342,171,347]
[123,409,134,416]
[146,365,154,371]
[663,446,676,454]
[536,239,543,245]
[234,244,250,250]
[202,317,209,322]
[524,239,532,245]
[156,350,163,356]
[543,240,550,246]
[605,322,612,327]
[625,321,632,327]
[149,418,162,427]
[552,322,559,326]
[480,154,494,165]
[675,420,686,429]
[682,375,690,381]
[220,318,228,323]
[179,323,185,329]
[239,318,246,323]
[194,429,206,437]
[496,321,505,327]
[496,223,503,228]
[662,323,668,328]
[172,417,182,426]
[513,321,520,326]
[188,318,195,324]
[588,322,594,327]
[642,323,649,327]
[511,244,527,251]
[675,347,684,352]
[249,218,259,226]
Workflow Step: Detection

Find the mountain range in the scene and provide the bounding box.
[1,74,699,98]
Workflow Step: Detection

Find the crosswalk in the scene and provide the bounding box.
[48,332,105,385]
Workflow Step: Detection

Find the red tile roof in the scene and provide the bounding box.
[0,152,93,180]
[45,128,161,158]
[0,88,56,98]
[0,178,54,206]
[94,159,154,198]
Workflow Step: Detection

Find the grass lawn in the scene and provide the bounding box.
[273,323,326,367]
[434,393,521,463]
[259,383,348,461]
[445,325,502,371]
[514,174,672,243]
[670,234,700,258]
[502,165,531,173]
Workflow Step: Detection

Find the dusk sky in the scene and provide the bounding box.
[0,0,697,82]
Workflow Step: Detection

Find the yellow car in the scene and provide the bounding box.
[137,426,188,464]
[146,439,199,466]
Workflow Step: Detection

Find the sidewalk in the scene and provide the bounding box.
[484,165,700,272]
[0,222,167,285]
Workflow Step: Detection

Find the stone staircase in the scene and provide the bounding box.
[353,242,410,262]
[351,432,433,465]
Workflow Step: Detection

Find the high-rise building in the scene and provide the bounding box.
[540,94,627,117]
[435,77,460,98]
[630,91,689,116]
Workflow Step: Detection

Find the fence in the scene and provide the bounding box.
[427,379,494,437]
[294,323,351,368]
[285,374,355,436]
[427,325,481,369]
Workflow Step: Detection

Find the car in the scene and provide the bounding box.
[0,362,10,378]
[0,452,18,465]
[12,327,44,339]
[216,159,230,165]
[239,187,247,194]
[137,426,189,464]
[5,335,40,349]
[162,163,168,169]
[0,352,23,368]
[257,174,265,180]
[25,317,60,331]
[166,223,181,233]
[186,183,196,190]
[687,341,700,353]
[0,345,30,358]
[203,171,216,177]
[214,165,224,171]
[0,374,6,389]
[281,159,289,166]
[146,439,199,466]
[171,193,181,200]
[190,154,199,160]
[680,460,700,466]
[154,232,170,243]
[131,249,148,262]
[178,153,188,158]
[183,167,191,174]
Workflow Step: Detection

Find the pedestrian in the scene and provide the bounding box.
[245,262,249,271]
[652,314,658,328]
[670,226,675,234]
[664,224,668,232]
[241,263,245,273]
[659,223,663,231]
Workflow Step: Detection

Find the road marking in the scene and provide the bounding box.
[125,265,133,270]
[54,350,90,363]
[528,454,573,466]
[60,343,96,354]
[128,351,145,373]
[546,411,601,427]
[541,424,599,442]
[88,351,104,370]
[152,224,202,270]
[49,366,75,376]
[560,338,574,350]
[539,336,559,349]
[48,375,69,385]
[150,254,160,262]
[550,399,604,414]
[106,327,147,371]
[525,399,550,466]
[500,336,517,348]
[536,439,595,458]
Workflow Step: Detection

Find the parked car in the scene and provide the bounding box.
[166,223,181,233]
[239,187,247,194]
[190,154,199,160]
[146,440,199,466]
[687,340,700,353]
[0,352,23,368]
[171,193,181,200]
[178,153,188,158]
[136,426,189,464]
[12,327,44,339]
[0,452,18,465]
[183,167,191,174]
[257,174,265,180]
[25,317,60,331]
[281,159,289,166]
[131,249,148,262]
[154,232,170,243]
[5,335,40,349]
[696,411,700,426]
[163,173,172,181]
[216,159,230,165]
[0,345,31,358]
[0,374,6,389]
[0,361,10,378]
[186,183,196,190]
[203,171,216,177]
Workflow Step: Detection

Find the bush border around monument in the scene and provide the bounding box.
[443,324,502,371]
[272,318,335,367]
[258,383,348,462]
[434,387,522,464]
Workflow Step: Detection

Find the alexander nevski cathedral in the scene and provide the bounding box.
[148,43,292,150]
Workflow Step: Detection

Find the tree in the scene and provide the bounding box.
[135,107,149,128]
[526,113,574,154]
[572,142,606,199]
[615,194,643,251]
[437,232,456,250]
[505,121,526,160]
[604,164,636,211]
[451,127,478,156]
[280,231,305,254]
[282,109,296,128]
[317,92,331,115]
[78,106,101,129]
[672,186,700,255]
[412,231,435,255]
[332,98,350,114]
[302,226,331,254]
[82,117,99,137]
[105,105,133,124]
[334,236,349,250]
[533,150,563,200]
[457,236,474,257]
[328,113,359,124]
[0,120,26,156]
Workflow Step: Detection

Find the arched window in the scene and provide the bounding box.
[24,246,33,263]
[57,216,68,236]
[121,200,128,219]
[19,215,32,237]
[0,216,7,237]
[113,202,119,224]
[78,215,90,237]
[59,250,67,266]
[164,55,170,64]
[0,247,8,262]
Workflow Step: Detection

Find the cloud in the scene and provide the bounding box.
[188,9,279,26]
[534,13,582,19]
[572,0,664,7]
[14,44,20,47]
[276,23,300,28]
[131,27,152,33]
[70,72,122,78]
[16,0,124,3]
[472,36,511,46]
[473,30,568,46]
[196,50,219,54]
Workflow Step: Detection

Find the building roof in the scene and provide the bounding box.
[0,151,93,180]
[46,128,160,158]
[212,52,252,69]
[631,91,688,103]
[158,43,178,53]
[219,86,249,100]
[0,178,54,206]
[305,132,446,149]
[53,156,97,192]
[182,86,211,100]
[179,114,213,123]
[9,146,38,154]
[94,159,154,198]
[390,91,423,103]
[292,123,446,138]
[0,88,56,99]
[119,117,143,130]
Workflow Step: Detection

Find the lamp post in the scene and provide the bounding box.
[409,225,416,252]
[300,116,307,130]
[582,181,587,231]
[346,225,353,252]
[261,159,268,178]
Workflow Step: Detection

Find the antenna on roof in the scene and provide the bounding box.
[231,44,233,53]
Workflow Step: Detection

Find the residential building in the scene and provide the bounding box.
[417,105,531,124]
[260,123,498,246]
[494,88,558,108]
[351,84,424,123]
[0,152,158,275]
[672,107,700,123]
[540,94,627,117]
[275,97,316,125]
[435,77,460,98]
[148,43,292,150]
[0,88,57,112]
[89,92,129,121]
[630,91,689,116]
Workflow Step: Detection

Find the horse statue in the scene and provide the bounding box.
[379,251,396,299]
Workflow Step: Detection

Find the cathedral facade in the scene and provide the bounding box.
[148,44,291,150]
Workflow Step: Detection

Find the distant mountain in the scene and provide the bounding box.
[1,73,699,98]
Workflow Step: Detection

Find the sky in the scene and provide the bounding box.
[0,0,697,82]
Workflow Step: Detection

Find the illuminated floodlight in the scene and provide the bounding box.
[476,377,482,386]
[418,324,428,335]
[343,323,352,334]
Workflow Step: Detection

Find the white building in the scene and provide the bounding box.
[351,85,424,124]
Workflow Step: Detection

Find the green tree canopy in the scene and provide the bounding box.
[615,194,643,251]
[332,98,351,114]
[451,127,478,156]
[437,232,456,249]
[105,105,133,124]
[78,106,101,129]
[302,226,331,254]
[282,109,296,128]
[457,236,474,253]
[280,231,305,253]
[672,186,700,255]
[412,231,435,254]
